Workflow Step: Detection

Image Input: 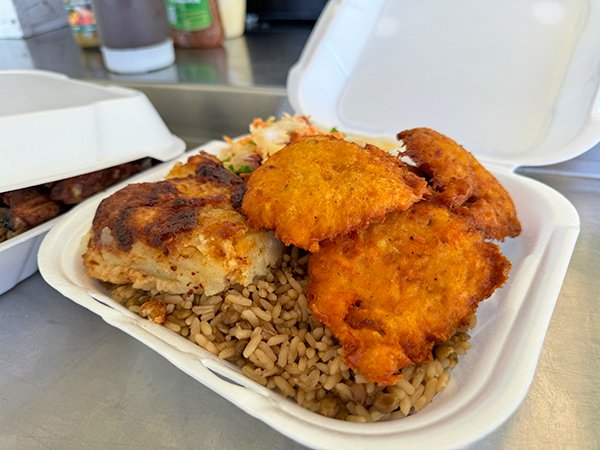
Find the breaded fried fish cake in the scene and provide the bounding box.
[308,201,511,385]
[397,128,521,240]
[242,135,428,252]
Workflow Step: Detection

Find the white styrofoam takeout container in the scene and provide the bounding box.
[0,70,186,294]
[38,1,600,449]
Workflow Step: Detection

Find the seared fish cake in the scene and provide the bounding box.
[397,128,521,240]
[83,152,282,296]
[168,152,228,181]
[242,135,428,252]
[166,151,247,208]
[308,201,510,385]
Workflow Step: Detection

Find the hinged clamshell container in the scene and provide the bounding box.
[38,1,600,449]
[0,70,185,294]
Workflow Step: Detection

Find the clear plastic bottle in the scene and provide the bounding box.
[165,0,224,49]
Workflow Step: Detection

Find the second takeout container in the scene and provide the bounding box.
[0,70,186,294]
[38,1,600,449]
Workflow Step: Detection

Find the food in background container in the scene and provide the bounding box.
[166,0,225,48]
[0,159,152,245]
[63,0,99,48]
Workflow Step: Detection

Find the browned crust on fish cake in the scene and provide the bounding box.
[242,135,428,252]
[308,201,511,385]
[89,152,244,254]
[398,128,521,240]
[83,151,282,296]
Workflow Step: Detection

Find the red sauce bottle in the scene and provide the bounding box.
[165,0,224,49]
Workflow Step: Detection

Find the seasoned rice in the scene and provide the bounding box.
[110,247,473,422]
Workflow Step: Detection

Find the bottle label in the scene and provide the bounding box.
[64,1,97,35]
[165,0,213,31]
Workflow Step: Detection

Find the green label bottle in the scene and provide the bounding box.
[165,0,213,31]
[166,0,224,48]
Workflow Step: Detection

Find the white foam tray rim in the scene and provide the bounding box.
[38,141,580,449]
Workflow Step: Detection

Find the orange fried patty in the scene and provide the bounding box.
[308,201,511,385]
[398,128,521,241]
[242,135,428,252]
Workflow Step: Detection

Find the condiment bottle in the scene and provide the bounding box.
[91,0,175,74]
[63,0,100,48]
[165,0,225,49]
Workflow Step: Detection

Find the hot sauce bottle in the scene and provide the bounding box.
[165,0,224,48]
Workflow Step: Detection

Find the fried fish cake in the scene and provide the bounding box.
[242,135,428,252]
[397,128,521,240]
[166,151,247,209]
[308,201,510,385]
[167,152,230,180]
[83,152,282,296]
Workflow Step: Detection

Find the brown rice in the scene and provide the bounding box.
[110,247,473,422]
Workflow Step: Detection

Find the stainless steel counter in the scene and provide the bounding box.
[0,25,311,88]
[1,26,599,450]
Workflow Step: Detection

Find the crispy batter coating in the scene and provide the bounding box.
[397,128,521,240]
[83,152,282,295]
[242,135,428,252]
[308,201,510,385]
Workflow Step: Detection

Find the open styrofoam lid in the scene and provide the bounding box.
[288,0,600,168]
[0,70,185,192]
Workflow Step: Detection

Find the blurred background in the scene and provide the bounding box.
[0,0,327,86]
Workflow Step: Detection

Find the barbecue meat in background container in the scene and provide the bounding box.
[0,70,185,294]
